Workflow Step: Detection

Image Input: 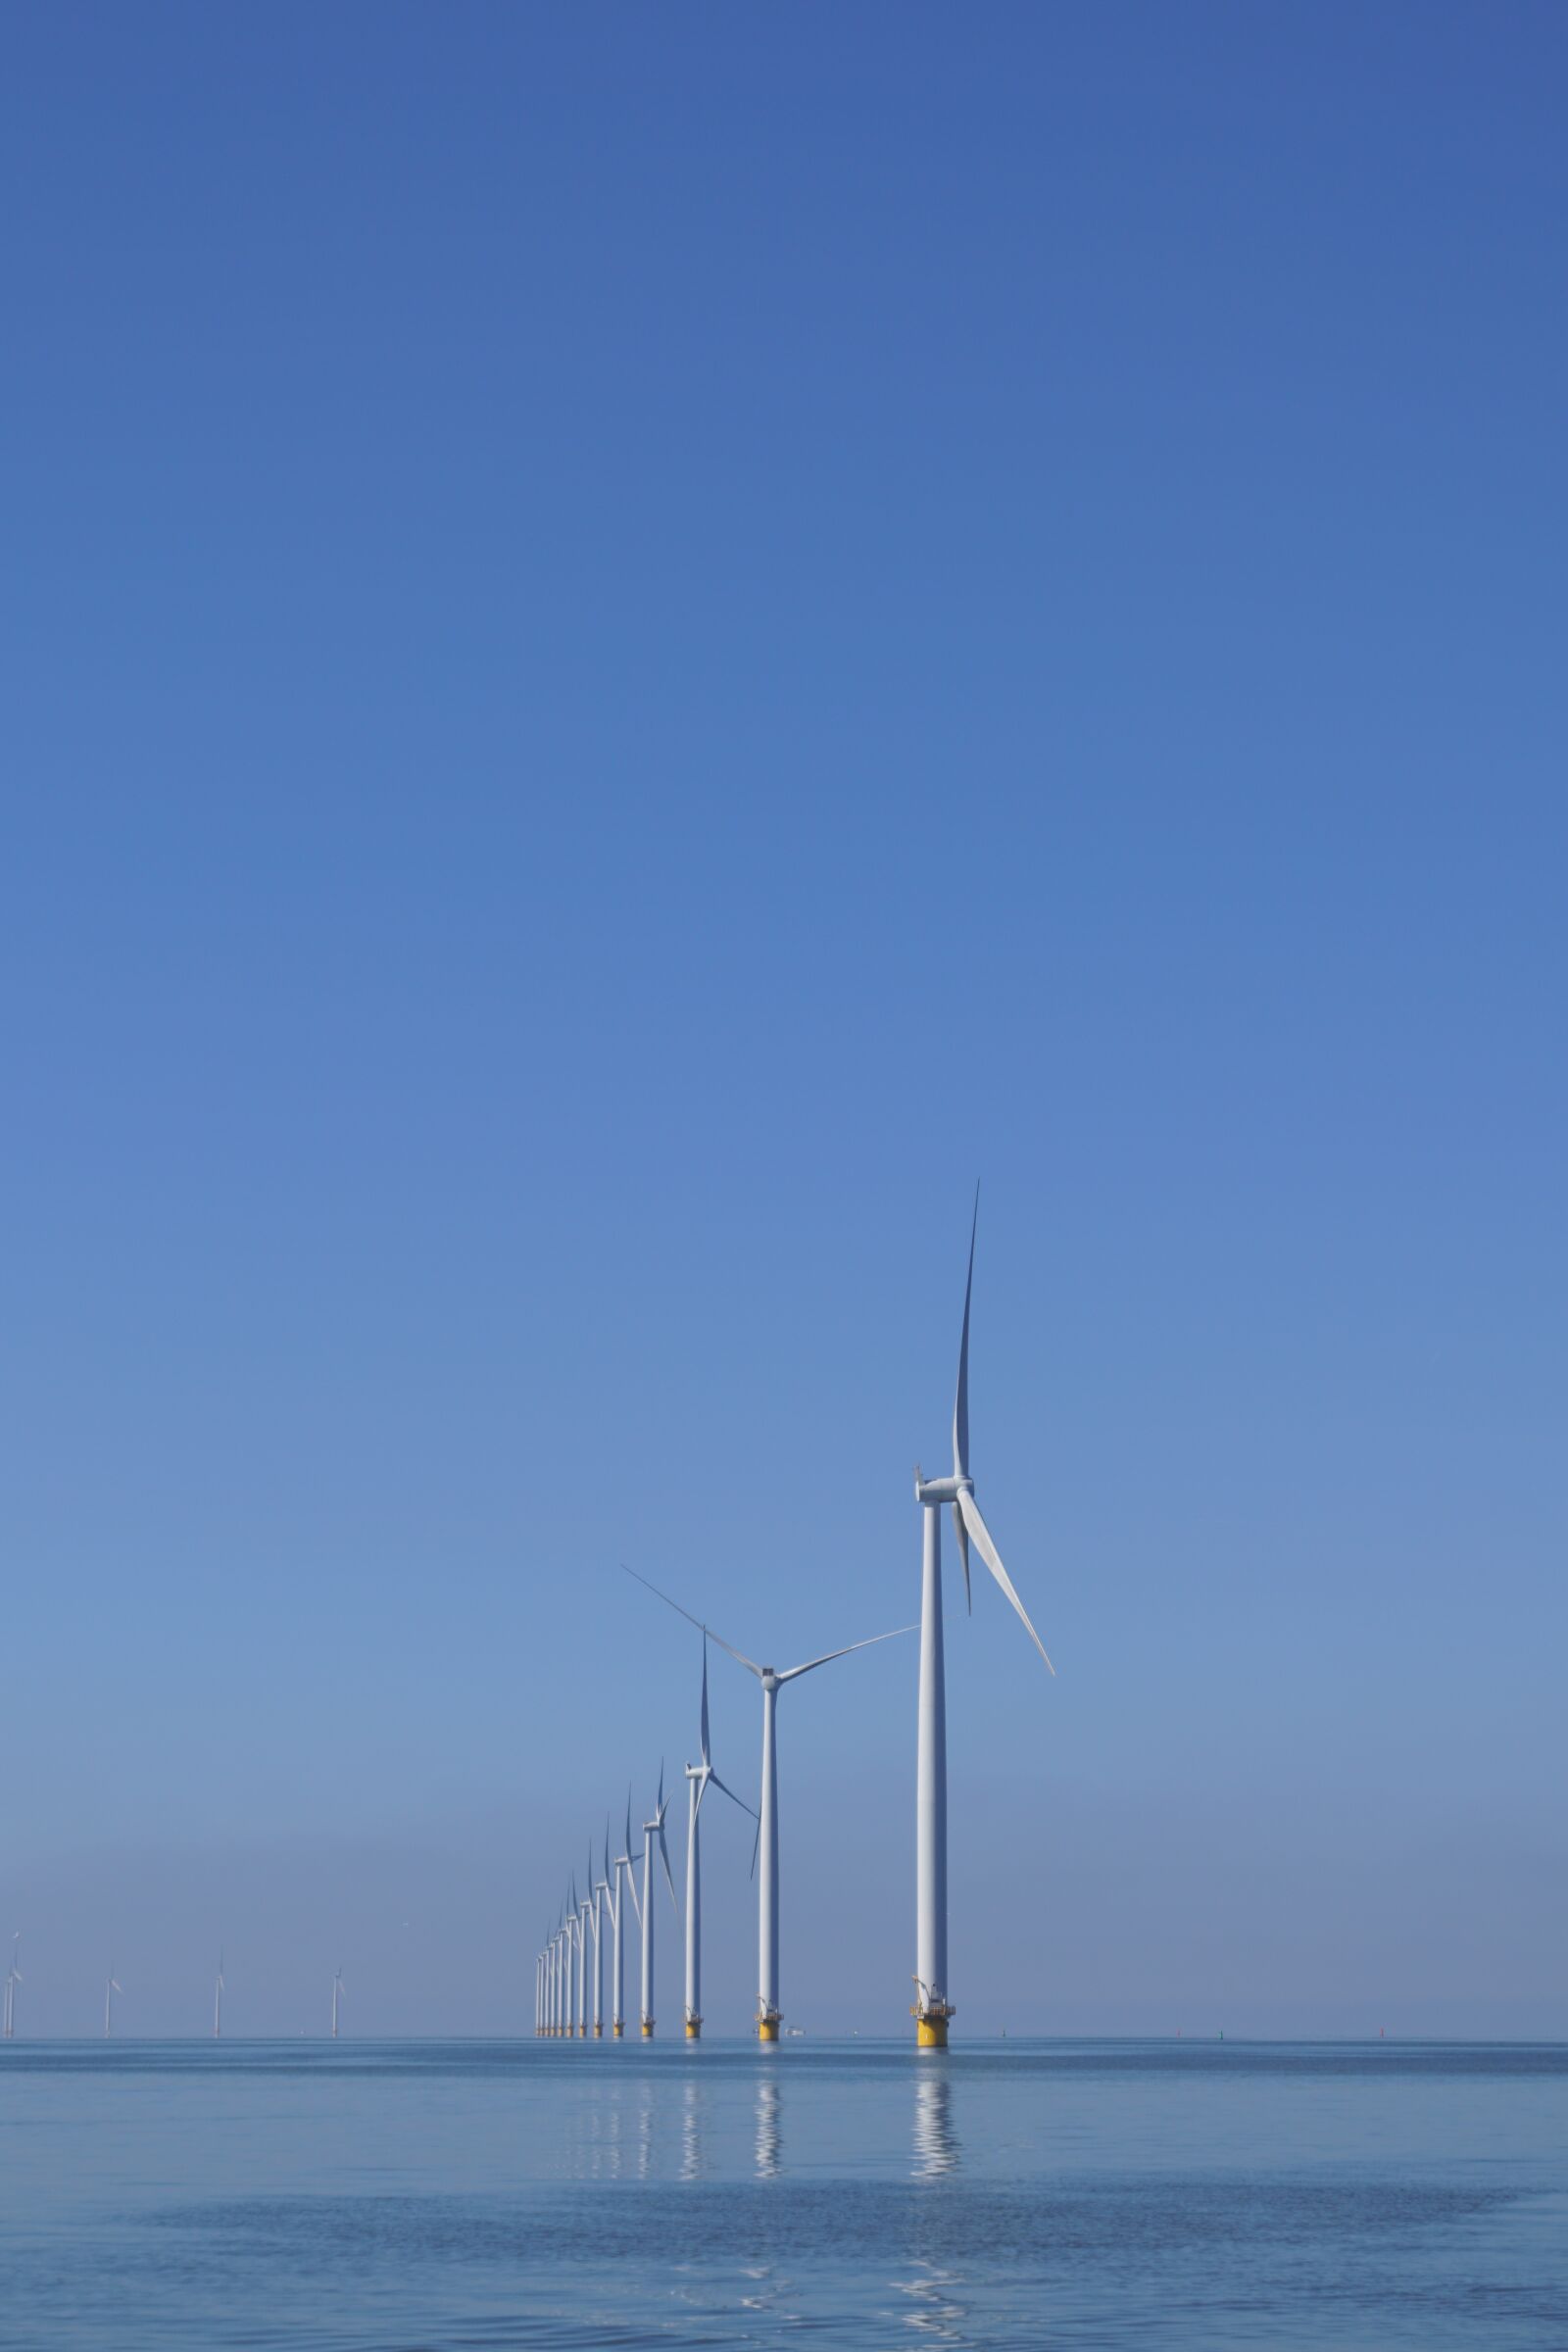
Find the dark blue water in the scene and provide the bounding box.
[2,2039,1564,2348]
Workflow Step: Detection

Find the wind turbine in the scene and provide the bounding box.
[104,1971,122,2038]
[587,1840,604,2036]
[595,1827,616,2039]
[213,1950,224,2040]
[626,1567,912,2041]
[576,1869,593,2038]
[611,1791,641,2037]
[638,1766,677,2036]
[911,1190,1053,2046]
[681,1634,757,2038]
[3,1936,20,2039]
[331,1967,344,2040]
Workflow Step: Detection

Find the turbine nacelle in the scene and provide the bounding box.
[914,1473,967,1505]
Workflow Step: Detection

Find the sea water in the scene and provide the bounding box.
[1,2039,1563,2348]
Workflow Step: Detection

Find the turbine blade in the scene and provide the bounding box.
[954,1182,978,1479]
[776,1624,918,1681]
[623,1566,764,1678]
[624,1857,643,1930]
[956,1487,1054,1672]
[750,1811,760,1880]
[953,1500,972,1613]
[700,1637,711,1766]
[708,1769,759,1821]
[658,1814,677,1914]
[702,1622,764,1679]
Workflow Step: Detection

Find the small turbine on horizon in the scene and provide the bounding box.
[330,1967,344,2040]
[214,1950,225,2040]
[3,1936,20,2039]
[104,1971,122,2039]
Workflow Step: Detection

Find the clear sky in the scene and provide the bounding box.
[3,3,1564,2038]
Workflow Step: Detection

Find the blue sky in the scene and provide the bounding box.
[3,3,1564,2036]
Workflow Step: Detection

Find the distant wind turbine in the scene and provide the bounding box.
[213,1950,224,2040]
[910,1191,1053,2046]
[331,1967,344,2040]
[611,1791,641,2037]
[104,1971,122,2039]
[627,1566,911,2042]
[574,1871,590,2039]
[3,1936,20,2039]
[638,1765,677,2036]
[587,1839,604,2036]
[681,1634,757,2037]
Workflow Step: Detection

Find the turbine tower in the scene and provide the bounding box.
[681,1634,756,2038]
[331,1967,344,2040]
[3,1936,20,2039]
[214,1950,224,2040]
[627,1567,911,2042]
[638,1766,676,2036]
[104,1971,122,2039]
[911,1191,1053,2046]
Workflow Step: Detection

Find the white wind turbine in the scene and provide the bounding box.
[680,1635,756,2038]
[587,1839,605,2037]
[638,1767,677,2036]
[576,1870,592,2038]
[566,1883,581,2038]
[3,1936,20,2039]
[595,1829,616,2038]
[558,1907,568,2037]
[214,1950,224,2040]
[627,1567,912,2041]
[331,1967,344,2039]
[911,1191,1053,2046]
[104,1971,122,2038]
[611,1792,641,2038]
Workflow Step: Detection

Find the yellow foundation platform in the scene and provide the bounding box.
[612,2022,624,2037]
[594,2024,603,2037]
[757,2017,780,2043]
[641,2020,654,2037]
[685,2019,701,2038]
[912,1995,955,2048]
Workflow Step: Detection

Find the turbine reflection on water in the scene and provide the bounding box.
[755,2070,782,2178]
[912,2067,959,2180]
[681,2076,703,2180]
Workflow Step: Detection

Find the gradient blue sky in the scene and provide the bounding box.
[4,3,1564,2037]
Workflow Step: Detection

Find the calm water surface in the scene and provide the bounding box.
[2,2038,1564,2349]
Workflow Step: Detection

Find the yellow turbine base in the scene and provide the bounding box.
[594,2024,604,2037]
[641,2021,654,2037]
[757,2019,780,2043]
[916,2017,949,2049]
[612,2023,624,2037]
[685,2020,701,2038]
